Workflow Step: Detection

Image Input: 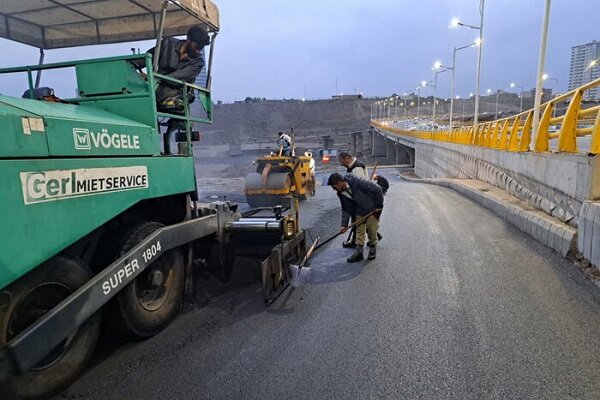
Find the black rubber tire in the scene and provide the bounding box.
[115,221,185,339]
[0,256,100,400]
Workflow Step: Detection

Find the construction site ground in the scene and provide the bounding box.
[55,170,600,400]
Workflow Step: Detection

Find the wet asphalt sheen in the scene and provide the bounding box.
[57,177,600,400]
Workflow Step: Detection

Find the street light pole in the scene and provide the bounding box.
[474,0,485,127]
[388,99,392,120]
[543,74,559,117]
[495,90,499,119]
[432,64,449,129]
[433,72,438,126]
[450,48,457,129]
[510,82,524,113]
[532,0,552,141]
[417,86,421,120]
[449,1,485,128]
[449,42,477,129]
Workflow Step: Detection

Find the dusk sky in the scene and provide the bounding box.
[0,0,598,102]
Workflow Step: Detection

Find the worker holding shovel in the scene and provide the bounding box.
[327,173,384,262]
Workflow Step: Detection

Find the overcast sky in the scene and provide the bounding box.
[0,0,598,102]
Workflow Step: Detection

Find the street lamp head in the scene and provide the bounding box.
[449,17,460,28]
[510,82,516,88]
[474,37,482,46]
[588,59,598,69]
[433,61,443,70]
[469,92,474,97]
[455,95,460,99]
[410,102,415,106]
[486,89,492,94]
[542,73,549,81]
[421,80,427,87]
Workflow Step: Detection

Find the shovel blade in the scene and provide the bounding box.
[287,264,312,287]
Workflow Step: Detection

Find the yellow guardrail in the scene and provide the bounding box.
[372,78,600,155]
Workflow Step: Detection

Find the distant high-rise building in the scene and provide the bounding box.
[568,40,600,101]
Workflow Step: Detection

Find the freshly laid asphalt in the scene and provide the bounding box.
[57,173,600,400]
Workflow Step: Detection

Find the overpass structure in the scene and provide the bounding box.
[370,78,600,272]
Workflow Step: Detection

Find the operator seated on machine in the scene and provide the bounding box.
[141,25,210,112]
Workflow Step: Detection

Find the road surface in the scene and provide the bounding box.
[56,172,600,400]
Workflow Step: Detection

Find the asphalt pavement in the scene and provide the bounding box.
[57,173,600,400]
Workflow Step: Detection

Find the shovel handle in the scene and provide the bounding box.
[370,161,379,180]
[300,236,319,266]
[313,208,381,251]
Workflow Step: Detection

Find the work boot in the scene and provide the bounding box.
[347,247,364,263]
[368,245,377,260]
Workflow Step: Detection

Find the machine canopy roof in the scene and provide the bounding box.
[0,0,219,49]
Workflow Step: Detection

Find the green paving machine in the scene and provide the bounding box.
[0,1,306,398]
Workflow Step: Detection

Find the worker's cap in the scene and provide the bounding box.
[187,25,210,47]
[327,172,344,186]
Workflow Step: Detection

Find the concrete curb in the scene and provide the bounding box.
[578,201,600,268]
[399,173,577,258]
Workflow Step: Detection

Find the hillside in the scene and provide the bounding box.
[202,99,373,146]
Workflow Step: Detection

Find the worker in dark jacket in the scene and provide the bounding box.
[338,151,382,248]
[147,25,210,107]
[328,173,384,262]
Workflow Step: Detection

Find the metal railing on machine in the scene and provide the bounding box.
[372,78,600,155]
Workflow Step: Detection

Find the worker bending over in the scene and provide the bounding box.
[328,173,384,262]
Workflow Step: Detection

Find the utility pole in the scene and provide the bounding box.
[532,0,552,142]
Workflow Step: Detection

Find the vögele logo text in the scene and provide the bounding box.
[73,127,140,150]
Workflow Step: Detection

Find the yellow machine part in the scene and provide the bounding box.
[243,155,315,207]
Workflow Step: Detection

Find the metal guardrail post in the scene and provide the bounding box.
[483,124,491,147]
[534,104,553,152]
[498,120,510,150]
[508,117,520,151]
[557,89,582,153]
[519,112,534,152]
[489,123,500,149]
[592,111,600,154]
